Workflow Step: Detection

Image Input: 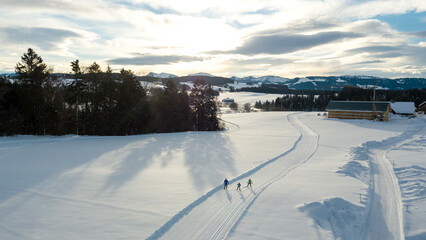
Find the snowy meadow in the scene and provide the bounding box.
[0,93,425,240]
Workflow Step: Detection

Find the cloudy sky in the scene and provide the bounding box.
[1,0,425,78]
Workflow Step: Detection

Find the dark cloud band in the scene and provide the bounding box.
[0,27,81,50]
[109,54,203,65]
[231,31,363,55]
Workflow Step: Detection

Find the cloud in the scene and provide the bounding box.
[347,45,404,54]
[227,20,257,29]
[230,31,363,55]
[226,57,292,66]
[112,1,180,15]
[407,30,426,38]
[0,27,81,51]
[352,60,384,65]
[245,7,278,15]
[108,54,203,65]
[347,44,426,67]
[0,0,88,12]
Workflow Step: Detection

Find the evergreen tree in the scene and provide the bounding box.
[100,65,118,135]
[0,79,23,135]
[117,68,151,135]
[15,48,50,134]
[66,59,86,134]
[85,62,103,134]
[151,80,192,132]
[190,80,220,131]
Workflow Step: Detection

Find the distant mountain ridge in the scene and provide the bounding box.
[146,72,177,78]
[231,75,426,90]
[2,72,425,90]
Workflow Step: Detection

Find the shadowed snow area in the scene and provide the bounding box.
[0,111,424,240]
[387,128,426,240]
[299,197,365,240]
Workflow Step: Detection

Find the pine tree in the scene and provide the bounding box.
[66,59,86,134]
[189,79,220,131]
[117,68,150,135]
[15,48,50,134]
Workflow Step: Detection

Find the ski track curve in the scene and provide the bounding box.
[363,125,426,240]
[146,113,319,240]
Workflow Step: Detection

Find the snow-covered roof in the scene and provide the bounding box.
[326,101,390,112]
[390,102,416,114]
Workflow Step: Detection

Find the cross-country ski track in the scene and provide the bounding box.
[1,112,422,240]
[363,125,426,240]
[147,113,319,239]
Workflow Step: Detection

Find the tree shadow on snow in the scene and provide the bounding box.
[299,197,367,240]
[0,135,150,203]
[183,131,236,191]
[99,134,186,193]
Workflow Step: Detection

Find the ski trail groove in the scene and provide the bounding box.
[147,113,319,240]
[363,125,426,240]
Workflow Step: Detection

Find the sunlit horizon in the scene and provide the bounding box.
[1,0,426,78]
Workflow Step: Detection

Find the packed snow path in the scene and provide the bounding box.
[147,113,319,239]
[364,125,426,240]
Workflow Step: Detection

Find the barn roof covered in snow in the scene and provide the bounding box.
[390,102,416,114]
[326,101,390,112]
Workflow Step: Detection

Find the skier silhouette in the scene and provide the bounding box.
[223,178,229,189]
[247,179,253,189]
[236,182,241,191]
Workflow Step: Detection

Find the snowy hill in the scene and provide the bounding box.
[231,75,426,90]
[188,72,217,77]
[1,108,425,239]
[146,72,177,78]
[231,75,290,84]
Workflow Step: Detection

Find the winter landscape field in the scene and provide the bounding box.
[0,91,425,240]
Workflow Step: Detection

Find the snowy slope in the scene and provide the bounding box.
[231,75,290,84]
[0,110,425,240]
[386,121,426,240]
[148,113,317,239]
[146,72,178,78]
[188,72,217,77]
[218,92,283,105]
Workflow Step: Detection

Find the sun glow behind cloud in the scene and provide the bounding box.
[0,0,425,77]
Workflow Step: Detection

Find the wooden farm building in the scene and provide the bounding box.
[326,101,391,121]
[418,101,426,113]
[222,97,235,104]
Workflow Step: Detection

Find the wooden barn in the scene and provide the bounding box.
[418,101,426,113]
[326,101,391,121]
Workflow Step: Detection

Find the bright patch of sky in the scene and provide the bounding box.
[0,0,426,78]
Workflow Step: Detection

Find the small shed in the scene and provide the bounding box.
[418,101,426,113]
[390,102,416,115]
[222,98,235,104]
[326,101,391,121]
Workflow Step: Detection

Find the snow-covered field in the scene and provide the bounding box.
[1,109,425,239]
[218,92,283,105]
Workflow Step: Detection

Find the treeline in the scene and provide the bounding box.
[254,94,332,111]
[237,84,290,94]
[0,48,221,136]
[255,86,426,111]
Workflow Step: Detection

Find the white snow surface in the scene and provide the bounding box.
[188,72,216,77]
[231,75,290,83]
[218,92,283,105]
[390,102,416,114]
[146,72,178,78]
[1,110,425,240]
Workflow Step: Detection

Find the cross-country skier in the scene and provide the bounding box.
[223,178,229,189]
[247,179,253,189]
[236,182,241,191]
